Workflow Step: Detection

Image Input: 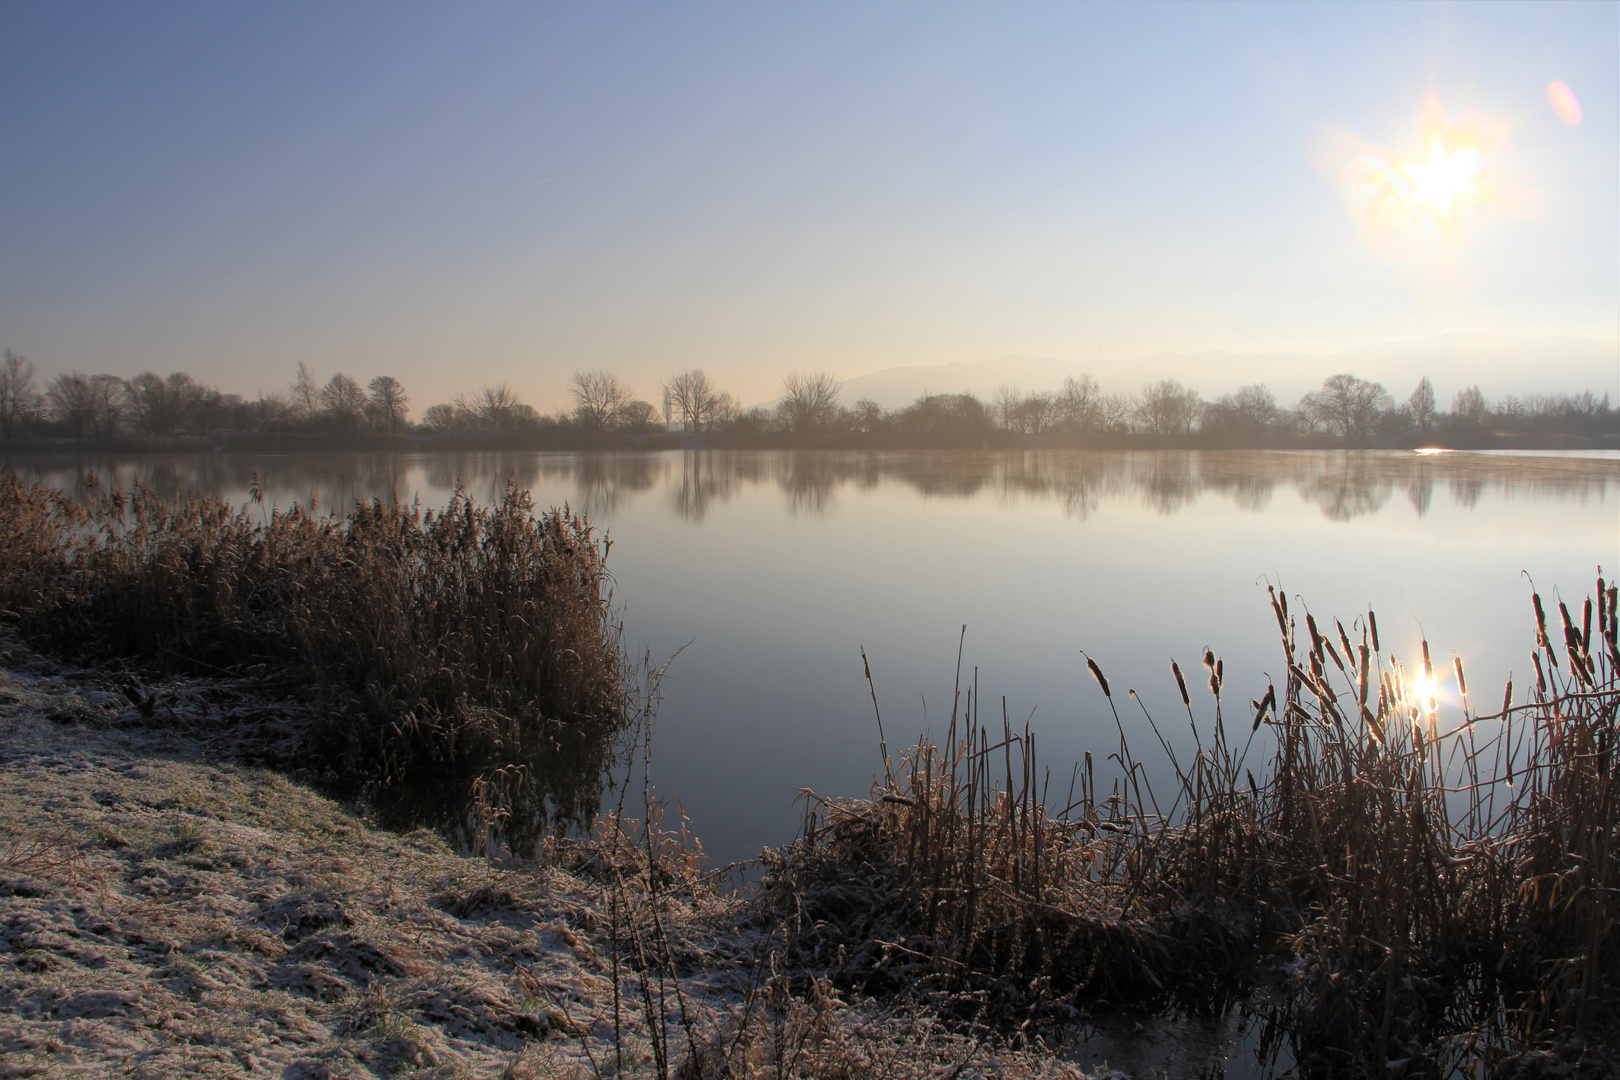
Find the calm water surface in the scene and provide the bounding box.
[10,449,1618,866]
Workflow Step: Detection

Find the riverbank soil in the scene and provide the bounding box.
[0,639,1114,1079]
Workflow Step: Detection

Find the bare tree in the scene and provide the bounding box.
[1452,385,1490,429]
[320,372,368,431]
[1019,391,1057,433]
[89,374,126,436]
[420,403,462,432]
[366,375,409,433]
[250,391,294,431]
[994,385,1022,431]
[46,373,98,441]
[1096,392,1130,432]
[0,350,41,441]
[1131,378,1202,436]
[1053,375,1103,432]
[460,384,527,431]
[291,362,319,423]
[570,369,632,429]
[1301,373,1392,439]
[661,368,733,431]
[1408,376,1437,434]
[617,399,661,431]
[777,371,842,432]
[127,371,205,436]
[662,368,709,431]
[1204,383,1282,437]
[851,398,885,434]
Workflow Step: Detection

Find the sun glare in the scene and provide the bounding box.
[1404,143,1482,218]
[1409,672,1439,709]
[1323,97,1506,253]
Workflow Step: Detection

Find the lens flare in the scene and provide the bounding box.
[1547,81,1582,126]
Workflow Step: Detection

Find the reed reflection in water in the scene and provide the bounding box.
[4,448,1615,864]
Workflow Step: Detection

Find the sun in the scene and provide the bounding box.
[1408,672,1439,710]
[1403,142,1483,219]
[1322,97,1505,249]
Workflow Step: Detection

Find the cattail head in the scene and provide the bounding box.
[1171,660,1190,706]
[1252,684,1275,731]
[1368,609,1380,653]
[1086,656,1111,699]
[1453,655,1467,699]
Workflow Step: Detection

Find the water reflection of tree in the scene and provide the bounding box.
[568,453,658,518]
[1450,477,1484,510]
[1131,452,1201,515]
[672,450,757,521]
[8,447,1616,525]
[1298,454,1393,521]
[1408,477,1434,517]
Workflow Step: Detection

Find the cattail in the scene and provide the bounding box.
[1368,609,1380,653]
[1306,613,1324,660]
[1582,597,1593,654]
[1453,655,1467,699]
[1171,660,1190,706]
[1532,592,1551,654]
[1532,651,1547,697]
[1501,679,1512,717]
[1336,620,1356,674]
[1421,639,1433,683]
[1358,644,1370,707]
[1252,684,1275,730]
[1086,656,1111,699]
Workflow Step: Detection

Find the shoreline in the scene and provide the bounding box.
[3,429,1617,457]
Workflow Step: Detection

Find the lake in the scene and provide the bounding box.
[8,448,1617,865]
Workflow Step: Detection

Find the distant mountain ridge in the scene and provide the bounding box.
[824,335,1618,411]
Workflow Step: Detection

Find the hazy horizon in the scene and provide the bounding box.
[3,3,1615,415]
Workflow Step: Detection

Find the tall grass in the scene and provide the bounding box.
[0,470,628,798]
[763,580,1618,1074]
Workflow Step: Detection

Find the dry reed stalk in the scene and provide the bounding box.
[761,574,1619,1075]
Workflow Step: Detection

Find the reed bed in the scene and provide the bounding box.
[762,581,1619,1075]
[0,470,628,799]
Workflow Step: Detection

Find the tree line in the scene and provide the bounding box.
[0,349,1612,447]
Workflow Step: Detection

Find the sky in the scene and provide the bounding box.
[1,1,1615,414]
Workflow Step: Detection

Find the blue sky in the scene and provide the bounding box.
[1,2,1614,411]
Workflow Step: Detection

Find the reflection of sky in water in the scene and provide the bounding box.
[7,449,1618,864]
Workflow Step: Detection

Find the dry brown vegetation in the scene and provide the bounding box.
[0,470,627,808]
[760,582,1619,1076]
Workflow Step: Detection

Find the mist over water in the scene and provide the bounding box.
[9,448,1616,863]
